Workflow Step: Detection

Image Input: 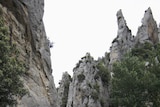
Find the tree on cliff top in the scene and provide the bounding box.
[0,17,27,106]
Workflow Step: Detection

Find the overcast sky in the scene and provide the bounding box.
[43,0,160,87]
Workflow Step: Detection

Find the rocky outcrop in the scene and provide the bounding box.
[0,0,58,107]
[1,1,160,106]
[135,7,159,44]
[58,72,72,107]
[67,53,109,107]
[109,8,159,67]
[109,9,134,65]
[57,8,160,107]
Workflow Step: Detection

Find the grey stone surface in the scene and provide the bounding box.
[109,9,134,66]
[67,53,109,107]
[135,7,159,44]
[0,1,58,107]
[58,72,72,107]
[1,2,160,107]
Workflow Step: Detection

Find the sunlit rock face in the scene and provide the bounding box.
[0,0,58,107]
[135,7,159,44]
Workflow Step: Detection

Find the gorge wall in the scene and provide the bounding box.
[0,0,160,107]
[0,0,58,107]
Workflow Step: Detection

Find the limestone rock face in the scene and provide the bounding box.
[67,53,109,107]
[109,9,134,65]
[135,7,159,44]
[58,72,72,107]
[0,1,58,107]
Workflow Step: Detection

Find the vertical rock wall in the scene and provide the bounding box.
[0,0,58,107]
[0,1,160,107]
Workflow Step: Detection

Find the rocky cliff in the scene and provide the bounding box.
[109,9,134,67]
[135,7,159,44]
[66,53,109,107]
[0,1,159,107]
[110,7,159,66]
[58,7,160,107]
[0,0,58,107]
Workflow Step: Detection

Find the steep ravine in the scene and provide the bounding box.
[0,1,160,107]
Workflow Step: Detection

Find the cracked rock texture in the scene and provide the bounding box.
[66,53,109,107]
[0,0,58,107]
[109,8,159,67]
[58,8,160,107]
[0,1,160,107]
[109,9,134,66]
[135,7,159,44]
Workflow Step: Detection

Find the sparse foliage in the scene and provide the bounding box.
[77,73,85,83]
[0,17,27,106]
[96,62,110,86]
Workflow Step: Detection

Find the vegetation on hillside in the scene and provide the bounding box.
[110,42,160,107]
[0,17,27,106]
[96,62,110,86]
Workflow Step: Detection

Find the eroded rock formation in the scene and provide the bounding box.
[0,1,160,106]
[109,8,159,66]
[64,53,109,107]
[0,0,58,107]
[135,7,159,44]
[58,7,160,107]
[109,9,134,66]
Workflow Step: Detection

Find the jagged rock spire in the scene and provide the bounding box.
[116,9,127,29]
[109,9,134,66]
[141,7,153,26]
[136,7,159,44]
[58,72,72,107]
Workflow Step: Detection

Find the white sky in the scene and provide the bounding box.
[43,0,160,87]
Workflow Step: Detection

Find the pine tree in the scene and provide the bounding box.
[111,43,160,107]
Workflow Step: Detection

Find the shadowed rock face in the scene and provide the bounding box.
[0,0,58,107]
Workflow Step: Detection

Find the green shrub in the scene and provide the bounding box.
[0,17,27,106]
[96,62,110,86]
[77,73,85,83]
[93,83,99,93]
[100,98,104,107]
[91,91,99,101]
[111,43,160,107]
